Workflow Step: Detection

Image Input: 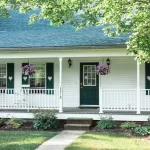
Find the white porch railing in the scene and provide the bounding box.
[102,89,137,111]
[0,89,60,110]
[1,88,150,113]
[100,89,150,113]
[140,89,150,111]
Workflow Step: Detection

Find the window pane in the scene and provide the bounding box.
[29,64,46,88]
[0,64,6,88]
[0,79,6,88]
[30,64,45,78]
[30,78,45,88]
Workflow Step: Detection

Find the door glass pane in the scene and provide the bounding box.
[92,73,95,78]
[92,66,95,71]
[83,65,96,86]
[88,73,91,78]
[84,79,87,85]
[84,66,87,72]
[87,66,91,72]
[92,79,95,85]
[88,79,91,85]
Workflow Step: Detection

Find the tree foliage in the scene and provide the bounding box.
[1,0,150,62]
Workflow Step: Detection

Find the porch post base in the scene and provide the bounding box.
[99,111,103,114]
[136,111,141,115]
[59,110,63,113]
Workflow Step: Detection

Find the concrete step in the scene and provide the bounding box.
[66,117,93,124]
[64,124,91,130]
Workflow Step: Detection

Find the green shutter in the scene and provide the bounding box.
[46,63,54,89]
[7,63,14,93]
[22,63,29,85]
[46,63,54,94]
[145,62,150,95]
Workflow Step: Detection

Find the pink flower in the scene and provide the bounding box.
[96,65,110,75]
[22,65,35,75]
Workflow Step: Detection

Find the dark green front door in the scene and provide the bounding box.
[80,63,99,105]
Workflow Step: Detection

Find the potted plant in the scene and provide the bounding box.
[22,65,35,76]
[96,65,110,75]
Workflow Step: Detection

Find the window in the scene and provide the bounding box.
[83,65,96,86]
[29,64,45,88]
[0,64,6,88]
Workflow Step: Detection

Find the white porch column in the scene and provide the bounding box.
[59,57,63,113]
[99,61,103,113]
[136,60,141,114]
[99,87,103,113]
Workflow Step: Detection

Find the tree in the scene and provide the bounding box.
[1,0,150,62]
[0,1,9,18]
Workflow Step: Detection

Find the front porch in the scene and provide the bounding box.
[0,48,149,118]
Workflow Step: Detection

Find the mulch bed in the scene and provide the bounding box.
[0,121,63,131]
[0,121,34,131]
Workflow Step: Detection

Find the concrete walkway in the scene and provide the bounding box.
[36,130,86,150]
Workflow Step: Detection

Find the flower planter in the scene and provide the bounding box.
[96,65,110,75]
[22,65,35,76]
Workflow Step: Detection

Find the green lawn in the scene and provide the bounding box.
[0,131,58,150]
[65,132,150,150]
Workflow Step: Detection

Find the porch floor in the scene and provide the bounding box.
[0,108,149,121]
[62,107,150,115]
[0,107,150,115]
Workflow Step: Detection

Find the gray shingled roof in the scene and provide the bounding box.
[0,10,128,48]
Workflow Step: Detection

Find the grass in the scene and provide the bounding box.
[65,132,150,150]
[0,131,58,150]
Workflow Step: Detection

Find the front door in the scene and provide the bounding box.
[80,63,99,106]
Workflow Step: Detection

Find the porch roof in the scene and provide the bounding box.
[0,10,129,49]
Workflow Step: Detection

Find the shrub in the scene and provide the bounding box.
[33,110,59,130]
[96,116,116,129]
[133,126,149,136]
[147,116,150,125]
[6,118,24,129]
[0,118,7,127]
[146,126,150,134]
[120,122,139,130]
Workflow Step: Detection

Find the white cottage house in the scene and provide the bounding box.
[0,11,149,121]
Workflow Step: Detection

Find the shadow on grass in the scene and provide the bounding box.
[79,132,130,141]
[65,147,124,150]
[0,143,39,150]
[0,131,58,150]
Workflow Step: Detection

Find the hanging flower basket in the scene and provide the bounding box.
[96,65,110,75]
[22,65,36,76]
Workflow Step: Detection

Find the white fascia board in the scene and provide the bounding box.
[0,48,131,59]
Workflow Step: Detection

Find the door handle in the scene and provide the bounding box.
[80,82,83,88]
